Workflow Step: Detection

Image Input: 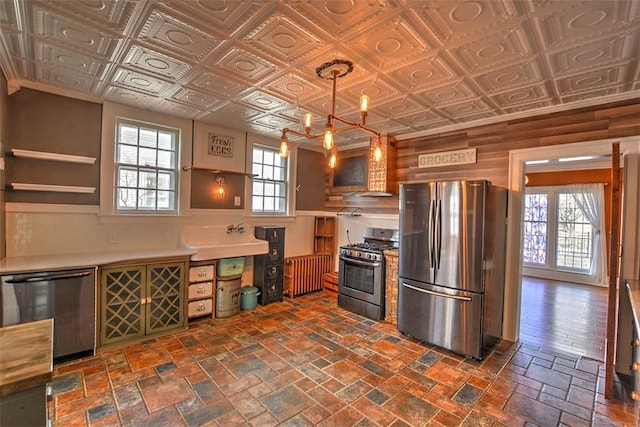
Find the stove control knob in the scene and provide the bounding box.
[367,253,373,259]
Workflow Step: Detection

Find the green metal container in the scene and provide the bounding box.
[240,286,261,310]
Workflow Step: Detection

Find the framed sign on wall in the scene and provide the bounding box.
[193,122,246,172]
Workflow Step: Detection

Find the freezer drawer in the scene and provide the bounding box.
[397,278,484,359]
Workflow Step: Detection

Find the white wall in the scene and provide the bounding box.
[4,205,318,286]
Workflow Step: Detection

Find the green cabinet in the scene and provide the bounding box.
[99,260,187,349]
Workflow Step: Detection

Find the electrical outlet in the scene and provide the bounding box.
[108,231,117,244]
[234,196,241,206]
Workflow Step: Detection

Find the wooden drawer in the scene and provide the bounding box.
[188,298,213,318]
[188,281,213,300]
[189,265,215,282]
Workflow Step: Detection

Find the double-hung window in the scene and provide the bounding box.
[115,120,178,213]
[251,145,287,214]
[100,101,192,219]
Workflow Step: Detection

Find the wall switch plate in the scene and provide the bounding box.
[234,196,241,206]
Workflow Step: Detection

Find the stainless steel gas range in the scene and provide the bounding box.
[338,228,398,320]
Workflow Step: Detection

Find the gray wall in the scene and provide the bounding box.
[7,88,101,205]
[296,148,326,211]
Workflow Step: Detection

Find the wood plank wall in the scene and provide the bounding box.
[325,99,640,215]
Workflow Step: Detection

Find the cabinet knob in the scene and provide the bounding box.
[633,338,640,347]
[632,391,640,401]
[633,362,640,372]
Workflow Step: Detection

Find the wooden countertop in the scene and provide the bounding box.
[0,319,53,397]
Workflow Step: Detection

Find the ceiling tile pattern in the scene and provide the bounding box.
[0,0,638,149]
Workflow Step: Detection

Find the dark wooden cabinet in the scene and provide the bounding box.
[254,226,285,305]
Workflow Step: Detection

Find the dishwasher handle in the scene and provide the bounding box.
[4,270,93,284]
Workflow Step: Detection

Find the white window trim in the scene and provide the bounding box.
[99,101,192,223]
[245,132,296,217]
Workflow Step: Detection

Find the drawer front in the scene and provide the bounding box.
[268,246,284,262]
[189,265,215,282]
[188,298,213,317]
[188,281,213,299]
[266,264,282,280]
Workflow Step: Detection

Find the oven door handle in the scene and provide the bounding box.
[339,256,381,268]
[402,282,472,301]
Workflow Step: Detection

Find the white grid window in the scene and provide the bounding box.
[115,120,178,213]
[251,145,287,214]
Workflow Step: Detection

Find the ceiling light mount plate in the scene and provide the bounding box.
[316,59,353,80]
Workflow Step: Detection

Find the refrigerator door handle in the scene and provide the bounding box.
[435,199,442,269]
[428,197,435,266]
[401,282,473,302]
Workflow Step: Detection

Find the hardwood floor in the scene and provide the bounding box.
[519,276,608,361]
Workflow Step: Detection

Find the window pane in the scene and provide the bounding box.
[522,193,548,265]
[157,150,174,169]
[158,131,174,151]
[264,150,274,165]
[117,189,138,209]
[139,128,157,148]
[157,191,174,210]
[157,171,174,190]
[556,193,593,271]
[139,147,157,167]
[119,124,138,145]
[263,165,274,180]
[253,181,264,196]
[139,170,157,189]
[273,166,284,181]
[252,163,262,177]
[117,144,138,165]
[118,167,138,187]
[139,189,156,209]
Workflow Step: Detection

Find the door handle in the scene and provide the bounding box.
[428,198,435,266]
[339,256,381,268]
[5,270,93,283]
[402,282,472,301]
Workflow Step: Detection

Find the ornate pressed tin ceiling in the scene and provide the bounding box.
[0,0,638,149]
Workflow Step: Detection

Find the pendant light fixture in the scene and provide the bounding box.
[279,59,381,168]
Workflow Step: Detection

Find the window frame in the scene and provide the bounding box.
[522,186,597,282]
[245,133,295,217]
[100,102,192,222]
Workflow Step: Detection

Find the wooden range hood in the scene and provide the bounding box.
[358,135,398,197]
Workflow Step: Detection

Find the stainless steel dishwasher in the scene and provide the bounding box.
[1,268,96,362]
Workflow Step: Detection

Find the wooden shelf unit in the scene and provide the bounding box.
[314,216,336,254]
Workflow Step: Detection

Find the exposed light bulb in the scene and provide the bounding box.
[360,94,369,112]
[215,177,225,199]
[329,150,337,168]
[323,128,334,150]
[303,113,312,130]
[279,133,289,158]
[374,146,382,163]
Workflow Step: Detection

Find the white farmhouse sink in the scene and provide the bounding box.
[180,225,269,261]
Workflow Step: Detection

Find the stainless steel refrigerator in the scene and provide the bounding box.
[398,180,507,359]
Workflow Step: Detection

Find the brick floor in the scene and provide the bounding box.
[49,292,636,426]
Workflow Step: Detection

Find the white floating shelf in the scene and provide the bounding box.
[11,183,96,193]
[11,149,96,164]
